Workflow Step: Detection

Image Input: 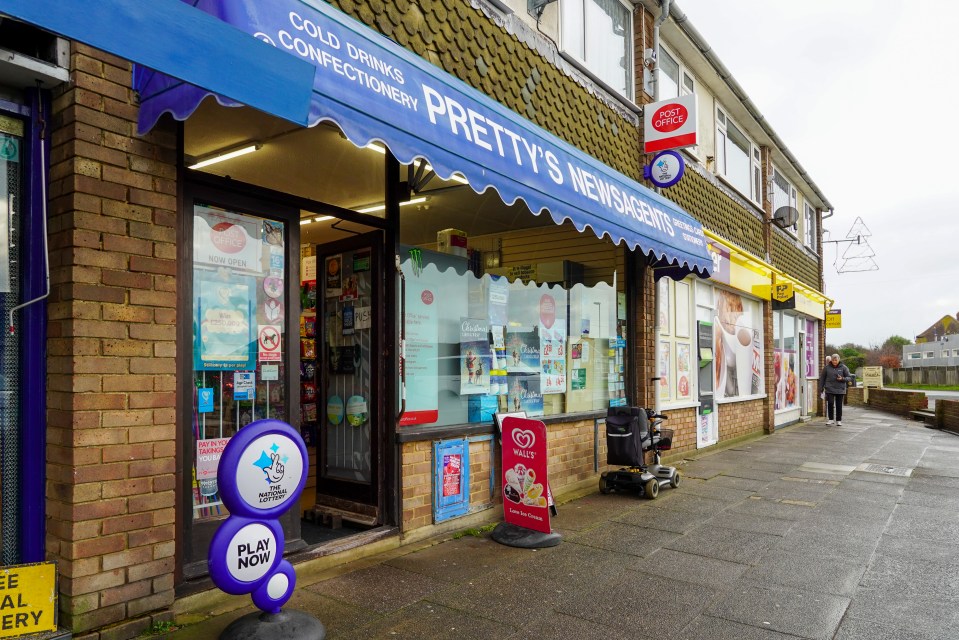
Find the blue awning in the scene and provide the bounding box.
[133,0,711,278]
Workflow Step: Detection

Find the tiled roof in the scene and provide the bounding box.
[330,0,642,180]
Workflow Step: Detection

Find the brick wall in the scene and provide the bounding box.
[718,399,765,441]
[846,387,927,417]
[659,406,697,455]
[935,400,959,434]
[400,418,605,534]
[47,44,177,639]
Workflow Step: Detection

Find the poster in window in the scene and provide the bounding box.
[540,337,566,395]
[325,255,342,297]
[677,342,691,399]
[714,289,758,400]
[505,329,539,373]
[399,275,439,426]
[460,318,492,395]
[193,205,263,274]
[488,275,510,326]
[658,278,670,334]
[675,281,690,338]
[805,320,816,378]
[778,349,798,410]
[194,276,256,371]
[659,341,671,401]
[508,374,543,417]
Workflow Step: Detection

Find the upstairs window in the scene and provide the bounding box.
[772,167,798,236]
[804,203,817,249]
[561,0,633,99]
[716,108,760,205]
[658,47,695,99]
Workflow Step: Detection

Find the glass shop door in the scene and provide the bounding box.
[313,232,384,522]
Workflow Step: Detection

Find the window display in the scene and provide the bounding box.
[657,278,695,405]
[191,204,287,521]
[397,238,621,427]
[773,311,799,411]
[713,288,763,401]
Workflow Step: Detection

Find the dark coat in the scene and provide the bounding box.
[819,361,852,395]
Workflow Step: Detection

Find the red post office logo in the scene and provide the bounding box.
[651,103,688,133]
[211,222,247,254]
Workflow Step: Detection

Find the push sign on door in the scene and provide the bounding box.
[208,420,307,613]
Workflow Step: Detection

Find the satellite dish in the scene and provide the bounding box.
[772,206,799,229]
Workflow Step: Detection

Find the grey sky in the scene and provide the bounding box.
[676,0,959,347]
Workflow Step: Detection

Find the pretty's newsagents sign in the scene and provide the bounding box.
[138,0,712,276]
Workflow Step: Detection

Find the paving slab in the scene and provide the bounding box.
[628,548,748,588]
[613,504,711,534]
[676,614,808,640]
[844,588,959,637]
[726,496,817,521]
[772,528,879,563]
[308,563,452,614]
[385,535,528,583]
[664,525,782,566]
[706,582,849,640]
[340,601,513,640]
[858,553,959,600]
[743,549,866,596]
[505,612,632,640]
[832,618,940,640]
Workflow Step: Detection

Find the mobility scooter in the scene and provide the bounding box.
[599,406,679,499]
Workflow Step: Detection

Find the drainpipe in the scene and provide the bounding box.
[651,0,669,415]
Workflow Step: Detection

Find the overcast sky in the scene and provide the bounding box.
[676,0,959,348]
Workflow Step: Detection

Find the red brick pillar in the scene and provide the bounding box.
[760,147,775,433]
[46,43,178,638]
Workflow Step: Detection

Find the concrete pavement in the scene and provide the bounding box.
[165,406,959,639]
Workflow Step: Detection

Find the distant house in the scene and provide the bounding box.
[915,313,959,343]
[904,326,959,368]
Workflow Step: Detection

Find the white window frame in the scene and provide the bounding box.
[772,166,798,237]
[803,202,817,249]
[716,106,761,206]
[925,351,935,358]
[657,44,700,159]
[559,0,634,101]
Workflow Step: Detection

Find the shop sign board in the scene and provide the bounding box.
[643,94,698,153]
[825,309,842,329]
[862,366,883,388]
[208,420,307,613]
[772,281,794,303]
[0,562,56,638]
[500,417,552,534]
[643,150,685,189]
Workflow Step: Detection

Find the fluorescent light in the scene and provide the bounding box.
[355,196,427,215]
[300,218,312,225]
[364,143,386,154]
[314,215,334,222]
[414,159,469,185]
[188,144,260,170]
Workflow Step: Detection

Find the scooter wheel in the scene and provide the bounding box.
[644,478,659,499]
[599,474,611,495]
[670,471,681,489]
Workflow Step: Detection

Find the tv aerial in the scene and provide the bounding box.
[823,216,878,273]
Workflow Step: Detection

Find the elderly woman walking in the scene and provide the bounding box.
[818,353,852,425]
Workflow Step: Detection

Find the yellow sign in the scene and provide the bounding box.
[825,309,842,329]
[862,366,883,388]
[0,563,57,638]
[772,281,794,302]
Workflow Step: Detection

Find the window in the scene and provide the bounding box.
[190,204,290,522]
[657,278,696,405]
[772,312,799,411]
[713,288,764,401]
[804,203,817,249]
[399,192,627,427]
[561,0,632,99]
[908,353,921,360]
[772,167,798,236]
[716,107,760,204]
[925,351,935,358]
[657,47,695,99]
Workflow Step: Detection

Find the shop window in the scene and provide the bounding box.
[398,195,627,428]
[560,0,633,99]
[772,312,800,411]
[714,288,764,401]
[657,278,696,405]
[190,204,289,522]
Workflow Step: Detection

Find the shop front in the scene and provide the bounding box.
[772,277,828,426]
[698,232,773,445]
[130,0,713,581]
